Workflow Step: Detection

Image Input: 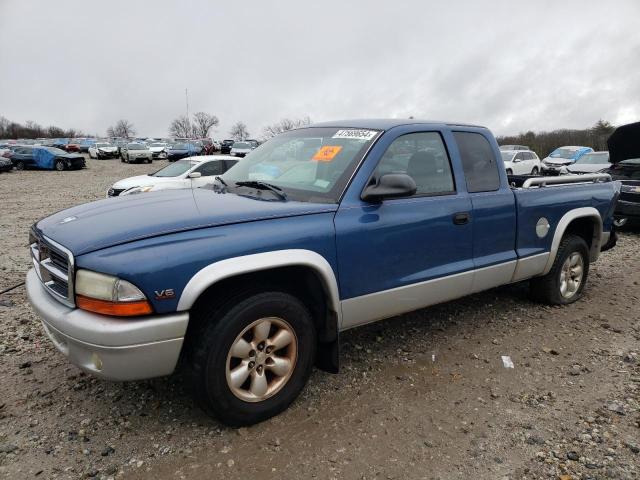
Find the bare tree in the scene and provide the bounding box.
[192,112,219,138]
[229,121,250,141]
[169,115,193,138]
[262,116,311,140]
[107,119,136,138]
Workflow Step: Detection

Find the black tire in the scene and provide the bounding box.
[530,235,589,305]
[531,166,539,175]
[187,291,316,426]
[506,169,513,176]
[15,161,25,171]
[54,160,65,171]
[146,158,152,164]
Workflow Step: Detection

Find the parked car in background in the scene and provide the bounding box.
[166,143,199,161]
[563,151,611,174]
[9,145,85,171]
[107,156,238,197]
[148,142,169,159]
[121,143,153,163]
[606,122,640,226]
[25,119,619,426]
[52,139,69,150]
[88,142,119,159]
[0,156,12,172]
[79,139,95,153]
[541,146,593,174]
[220,139,235,154]
[500,150,542,175]
[65,140,82,153]
[230,141,254,157]
[499,144,529,151]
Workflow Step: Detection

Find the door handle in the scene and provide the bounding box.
[453,212,470,225]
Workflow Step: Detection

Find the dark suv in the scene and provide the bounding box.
[220,139,235,154]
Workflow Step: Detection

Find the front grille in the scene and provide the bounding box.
[620,191,639,203]
[30,229,75,307]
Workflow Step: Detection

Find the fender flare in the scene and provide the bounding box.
[542,207,603,275]
[176,249,342,323]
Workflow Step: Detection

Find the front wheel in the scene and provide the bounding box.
[531,166,539,175]
[506,169,513,176]
[54,160,65,171]
[146,158,152,164]
[530,235,589,305]
[187,291,316,426]
[15,161,25,171]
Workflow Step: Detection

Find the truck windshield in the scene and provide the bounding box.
[222,127,381,203]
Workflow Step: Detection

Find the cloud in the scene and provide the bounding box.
[0,0,638,138]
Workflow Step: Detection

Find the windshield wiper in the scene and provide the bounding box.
[234,180,287,200]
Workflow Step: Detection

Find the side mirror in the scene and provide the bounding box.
[361,173,417,203]
[188,172,202,179]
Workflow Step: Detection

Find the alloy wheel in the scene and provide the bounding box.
[559,252,584,298]
[225,317,298,403]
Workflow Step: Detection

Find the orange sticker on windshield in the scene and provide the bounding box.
[312,145,342,162]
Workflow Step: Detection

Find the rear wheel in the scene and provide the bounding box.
[54,160,65,171]
[187,291,316,426]
[530,235,589,305]
[15,161,25,171]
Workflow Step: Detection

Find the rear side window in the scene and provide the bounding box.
[454,132,500,193]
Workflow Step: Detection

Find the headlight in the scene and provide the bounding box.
[121,185,154,195]
[75,269,152,316]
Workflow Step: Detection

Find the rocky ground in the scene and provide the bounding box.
[0,157,638,480]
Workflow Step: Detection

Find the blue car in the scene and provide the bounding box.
[166,142,202,161]
[9,145,85,171]
[25,119,619,425]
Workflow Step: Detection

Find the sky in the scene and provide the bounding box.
[1,0,639,139]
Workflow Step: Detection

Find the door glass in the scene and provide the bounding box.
[454,132,500,193]
[373,132,455,195]
[194,161,224,176]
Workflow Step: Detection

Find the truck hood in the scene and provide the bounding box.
[35,189,336,256]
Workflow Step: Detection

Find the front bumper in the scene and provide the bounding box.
[615,199,640,219]
[26,269,188,381]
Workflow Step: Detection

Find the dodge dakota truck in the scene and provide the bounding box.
[26,119,620,425]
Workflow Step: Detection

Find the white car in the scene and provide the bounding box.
[107,155,238,197]
[88,142,118,159]
[500,149,542,175]
[148,142,169,159]
[121,143,153,164]
[563,151,611,174]
[541,146,593,174]
[230,141,254,157]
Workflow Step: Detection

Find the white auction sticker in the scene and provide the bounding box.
[332,129,378,141]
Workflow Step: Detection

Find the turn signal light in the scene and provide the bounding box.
[76,295,153,317]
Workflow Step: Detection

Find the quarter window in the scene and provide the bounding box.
[454,132,501,193]
[373,132,455,196]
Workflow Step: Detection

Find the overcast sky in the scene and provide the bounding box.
[1,0,639,139]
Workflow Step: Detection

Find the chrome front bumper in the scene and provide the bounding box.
[26,268,189,381]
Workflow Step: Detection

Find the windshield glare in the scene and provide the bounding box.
[128,144,146,150]
[96,143,110,148]
[222,127,380,203]
[576,153,609,164]
[44,147,67,155]
[152,160,195,177]
[233,142,250,149]
[550,148,578,159]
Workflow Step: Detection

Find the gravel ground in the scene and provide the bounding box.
[0,157,638,480]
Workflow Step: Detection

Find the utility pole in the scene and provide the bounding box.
[185,88,190,138]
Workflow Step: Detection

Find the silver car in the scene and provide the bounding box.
[121,143,153,164]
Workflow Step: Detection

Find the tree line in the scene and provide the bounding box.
[496,119,616,156]
[0,116,87,139]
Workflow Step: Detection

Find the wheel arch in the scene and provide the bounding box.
[542,207,603,275]
[178,250,342,373]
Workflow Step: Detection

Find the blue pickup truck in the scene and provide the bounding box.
[26,119,620,425]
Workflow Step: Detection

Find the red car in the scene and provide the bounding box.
[65,141,81,152]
